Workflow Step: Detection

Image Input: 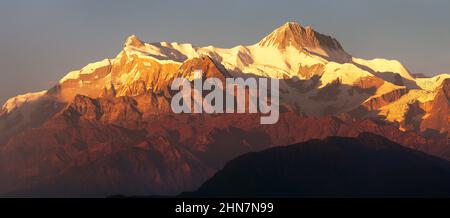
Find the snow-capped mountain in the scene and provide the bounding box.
[2,22,448,135]
[0,22,449,196]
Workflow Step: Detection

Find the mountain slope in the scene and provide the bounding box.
[1,111,448,197]
[188,133,450,197]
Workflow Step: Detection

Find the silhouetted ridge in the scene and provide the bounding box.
[187,133,450,197]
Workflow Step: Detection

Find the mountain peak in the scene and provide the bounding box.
[124,34,144,47]
[258,21,344,52]
[281,21,312,32]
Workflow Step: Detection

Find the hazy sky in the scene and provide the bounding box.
[1,0,450,104]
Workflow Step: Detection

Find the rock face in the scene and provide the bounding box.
[421,79,450,134]
[361,88,408,111]
[0,21,449,197]
[188,133,450,197]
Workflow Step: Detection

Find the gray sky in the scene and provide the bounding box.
[1,0,450,104]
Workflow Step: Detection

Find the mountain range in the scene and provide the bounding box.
[0,22,449,197]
